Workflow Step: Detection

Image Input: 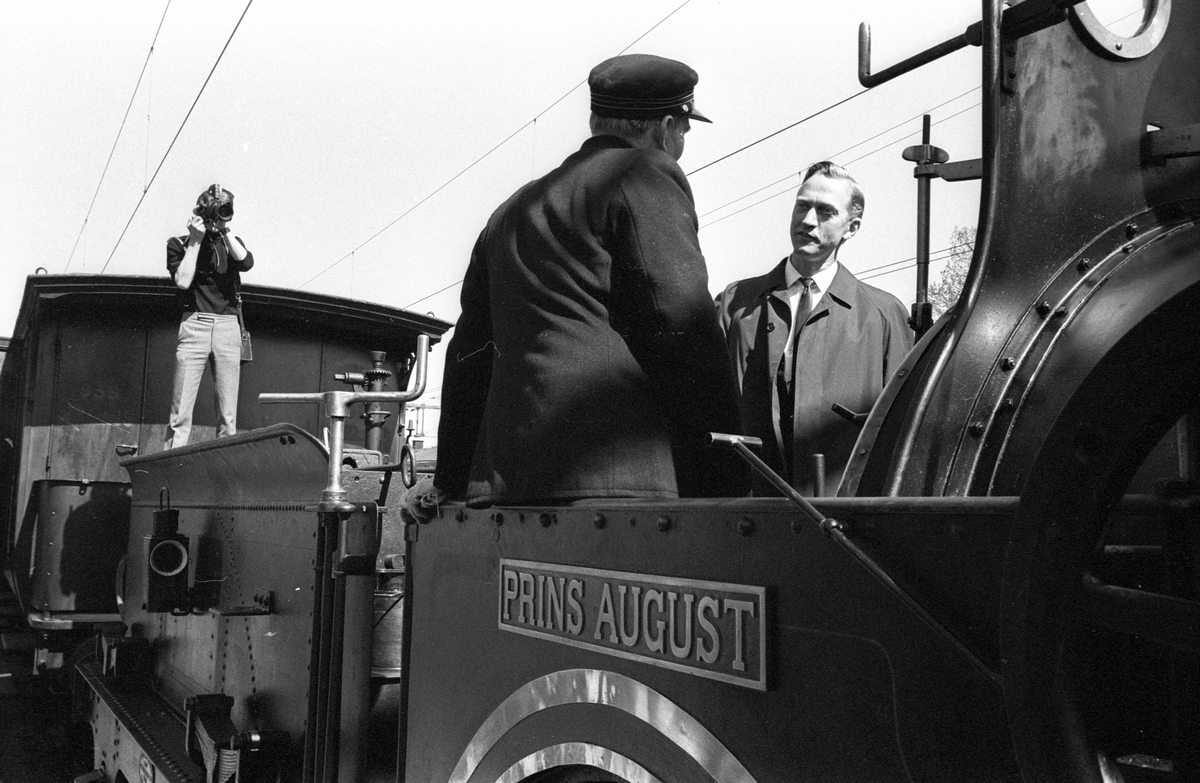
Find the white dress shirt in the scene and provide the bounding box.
[782,261,838,383]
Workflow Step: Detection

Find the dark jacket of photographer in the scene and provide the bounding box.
[434,134,749,506]
[166,233,254,314]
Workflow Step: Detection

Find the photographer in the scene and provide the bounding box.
[164,183,254,449]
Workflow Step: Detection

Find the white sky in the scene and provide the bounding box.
[0,0,987,412]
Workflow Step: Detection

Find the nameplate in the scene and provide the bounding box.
[498,558,766,690]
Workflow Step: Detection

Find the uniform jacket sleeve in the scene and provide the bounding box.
[606,151,749,497]
[433,230,494,498]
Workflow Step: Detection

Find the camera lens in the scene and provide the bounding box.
[216,202,234,220]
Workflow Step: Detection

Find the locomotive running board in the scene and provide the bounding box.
[78,660,206,783]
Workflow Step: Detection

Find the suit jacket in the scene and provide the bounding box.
[435,135,748,506]
[717,260,912,496]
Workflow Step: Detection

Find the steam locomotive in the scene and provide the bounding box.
[3,1,1197,781]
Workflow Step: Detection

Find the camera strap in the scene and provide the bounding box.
[212,234,229,274]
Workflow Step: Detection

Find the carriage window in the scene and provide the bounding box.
[1074,0,1170,59]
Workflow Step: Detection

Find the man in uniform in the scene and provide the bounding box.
[717,161,911,495]
[429,53,748,508]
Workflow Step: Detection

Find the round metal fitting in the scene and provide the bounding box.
[1072,0,1171,59]
[592,513,607,529]
[656,515,672,532]
[737,517,755,537]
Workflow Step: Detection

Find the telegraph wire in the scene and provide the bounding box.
[406,278,464,310]
[402,94,981,311]
[99,0,254,274]
[856,243,959,278]
[65,0,172,272]
[303,0,696,291]
[684,89,868,178]
[404,237,973,312]
[396,16,984,306]
[700,98,980,230]
[858,240,975,283]
[697,86,979,219]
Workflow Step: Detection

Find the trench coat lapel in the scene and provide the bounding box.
[797,263,853,330]
[786,263,857,487]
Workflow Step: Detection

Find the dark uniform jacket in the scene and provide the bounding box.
[717,260,912,496]
[435,135,748,506]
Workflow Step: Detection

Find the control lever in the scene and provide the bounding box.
[709,431,997,685]
[832,403,868,427]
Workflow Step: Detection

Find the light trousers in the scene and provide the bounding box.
[165,312,242,449]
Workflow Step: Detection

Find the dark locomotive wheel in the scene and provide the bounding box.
[1000,284,1200,783]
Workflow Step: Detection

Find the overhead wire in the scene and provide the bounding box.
[403,91,981,310]
[700,97,980,230]
[64,0,172,272]
[697,86,979,220]
[684,88,868,178]
[99,0,254,274]
[307,0,696,292]
[857,239,974,283]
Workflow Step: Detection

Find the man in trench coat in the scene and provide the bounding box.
[431,54,748,508]
[717,161,912,496]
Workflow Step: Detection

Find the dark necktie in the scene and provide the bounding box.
[782,277,814,391]
[778,277,813,476]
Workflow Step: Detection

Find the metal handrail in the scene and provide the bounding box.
[260,334,430,507]
[857,0,1084,88]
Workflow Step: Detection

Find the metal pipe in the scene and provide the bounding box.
[261,334,431,508]
[323,572,348,782]
[857,0,1084,89]
[305,516,337,782]
[394,520,418,781]
[858,21,980,88]
[884,0,1005,496]
[914,116,933,313]
[325,416,348,503]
